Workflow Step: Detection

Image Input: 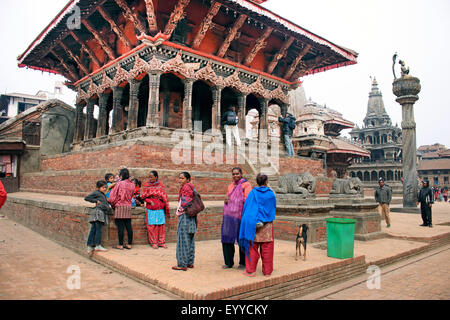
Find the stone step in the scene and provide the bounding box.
[225,257,367,300]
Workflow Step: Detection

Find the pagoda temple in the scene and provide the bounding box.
[18,0,358,147]
[348,78,403,194]
[292,97,369,178]
[5,0,393,269]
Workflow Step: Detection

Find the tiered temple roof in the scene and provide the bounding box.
[18,0,357,86]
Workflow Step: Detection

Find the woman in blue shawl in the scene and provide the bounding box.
[239,173,276,277]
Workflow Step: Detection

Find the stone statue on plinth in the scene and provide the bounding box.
[329,177,364,198]
[274,172,316,199]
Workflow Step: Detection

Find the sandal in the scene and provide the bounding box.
[222,265,233,269]
[151,245,159,249]
[114,245,124,250]
[172,266,187,271]
[159,244,168,249]
[243,271,256,277]
[124,245,132,250]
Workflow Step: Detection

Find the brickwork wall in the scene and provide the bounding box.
[41,144,241,172]
[278,157,324,176]
[25,143,334,197]
[21,172,231,198]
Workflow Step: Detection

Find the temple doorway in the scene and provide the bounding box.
[137,75,149,128]
[159,73,184,129]
[192,80,213,132]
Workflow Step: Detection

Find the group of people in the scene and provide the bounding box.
[221,105,297,157]
[374,178,436,228]
[85,166,277,277]
[432,187,448,203]
[85,167,172,253]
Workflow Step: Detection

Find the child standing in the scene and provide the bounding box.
[105,173,115,199]
[85,180,113,254]
[131,178,143,207]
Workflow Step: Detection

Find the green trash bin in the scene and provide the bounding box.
[326,218,357,259]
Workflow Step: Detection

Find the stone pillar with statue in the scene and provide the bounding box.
[392,54,421,212]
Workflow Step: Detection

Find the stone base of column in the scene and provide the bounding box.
[390,207,420,214]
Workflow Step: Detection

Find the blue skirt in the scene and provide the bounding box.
[146,209,166,226]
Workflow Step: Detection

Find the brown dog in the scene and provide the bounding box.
[295,224,308,261]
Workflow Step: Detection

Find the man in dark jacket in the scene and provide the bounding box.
[374,178,392,228]
[278,112,296,156]
[221,106,241,147]
[417,180,434,227]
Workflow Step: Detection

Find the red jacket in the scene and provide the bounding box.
[0,181,7,209]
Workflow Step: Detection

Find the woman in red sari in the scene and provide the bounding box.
[141,171,170,249]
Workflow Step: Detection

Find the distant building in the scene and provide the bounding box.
[348,78,403,195]
[0,99,76,193]
[0,82,69,124]
[288,88,369,178]
[417,144,450,189]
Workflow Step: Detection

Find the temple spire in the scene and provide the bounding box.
[364,77,391,127]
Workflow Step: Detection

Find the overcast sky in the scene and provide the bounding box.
[1,0,449,147]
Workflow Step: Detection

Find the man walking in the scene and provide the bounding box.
[374,178,392,228]
[222,106,241,147]
[278,112,296,156]
[417,180,434,227]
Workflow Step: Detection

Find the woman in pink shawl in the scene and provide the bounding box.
[221,167,252,269]
[108,168,135,250]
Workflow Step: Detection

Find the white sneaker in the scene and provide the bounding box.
[95,245,108,252]
[87,246,95,254]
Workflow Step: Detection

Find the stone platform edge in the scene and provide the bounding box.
[91,253,367,300]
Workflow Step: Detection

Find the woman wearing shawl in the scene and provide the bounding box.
[108,168,136,250]
[239,173,276,277]
[221,167,252,269]
[172,172,197,271]
[142,171,170,249]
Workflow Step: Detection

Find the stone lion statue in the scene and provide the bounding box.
[274,172,316,198]
[330,177,364,196]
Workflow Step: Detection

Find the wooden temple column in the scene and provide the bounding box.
[96,92,109,137]
[211,85,223,130]
[280,103,290,117]
[127,79,141,130]
[237,93,247,132]
[73,101,85,142]
[111,86,124,134]
[84,99,96,140]
[162,88,171,128]
[258,98,269,141]
[146,73,161,127]
[182,78,194,130]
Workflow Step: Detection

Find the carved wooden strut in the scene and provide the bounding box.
[243,26,273,67]
[217,14,247,58]
[284,44,311,79]
[191,1,221,49]
[164,0,191,37]
[49,49,79,81]
[114,0,147,36]
[145,0,158,34]
[97,6,133,49]
[69,31,101,68]
[57,40,90,76]
[266,36,294,74]
[82,19,116,61]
